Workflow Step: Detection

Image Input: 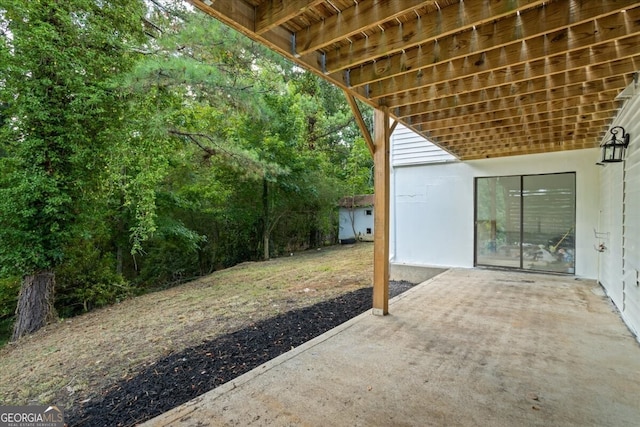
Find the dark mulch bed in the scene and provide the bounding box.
[67,281,415,427]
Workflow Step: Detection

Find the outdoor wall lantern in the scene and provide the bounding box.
[600,126,630,163]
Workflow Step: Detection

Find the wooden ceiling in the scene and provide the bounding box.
[190,0,640,160]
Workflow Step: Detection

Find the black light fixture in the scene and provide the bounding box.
[600,126,630,163]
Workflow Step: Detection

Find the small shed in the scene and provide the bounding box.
[338,195,374,243]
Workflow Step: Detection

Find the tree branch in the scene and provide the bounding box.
[309,117,355,143]
[167,128,266,174]
[267,209,290,235]
[167,129,219,157]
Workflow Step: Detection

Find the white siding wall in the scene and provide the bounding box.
[339,207,374,241]
[624,124,640,336]
[390,149,601,279]
[391,124,456,166]
[600,87,640,336]
[599,164,624,308]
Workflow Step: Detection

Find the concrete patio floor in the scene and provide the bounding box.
[143,268,640,427]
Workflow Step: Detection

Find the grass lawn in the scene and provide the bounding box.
[0,243,373,413]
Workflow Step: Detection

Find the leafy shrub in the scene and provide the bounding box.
[55,240,131,318]
[135,219,207,289]
[0,276,20,346]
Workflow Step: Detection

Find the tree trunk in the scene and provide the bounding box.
[116,190,126,276]
[12,271,57,341]
[116,245,123,276]
[309,221,318,247]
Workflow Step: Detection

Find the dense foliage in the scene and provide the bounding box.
[0,1,373,343]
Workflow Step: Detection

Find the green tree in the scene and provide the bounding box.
[256,80,351,257]
[0,2,374,335]
[0,0,146,340]
[96,10,288,278]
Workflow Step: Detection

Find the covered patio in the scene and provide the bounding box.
[143,268,640,426]
[144,1,640,424]
[186,0,640,317]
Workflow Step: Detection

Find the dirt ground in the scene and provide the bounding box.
[0,243,374,416]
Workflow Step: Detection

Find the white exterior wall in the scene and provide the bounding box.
[599,159,624,308]
[392,124,456,166]
[390,149,601,279]
[338,207,374,241]
[599,86,640,336]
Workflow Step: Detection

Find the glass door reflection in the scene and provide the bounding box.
[475,176,521,268]
[475,173,575,273]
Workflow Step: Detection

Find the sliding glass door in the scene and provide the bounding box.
[475,176,521,268]
[475,173,575,274]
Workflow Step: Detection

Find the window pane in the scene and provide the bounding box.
[476,176,522,268]
[522,173,575,273]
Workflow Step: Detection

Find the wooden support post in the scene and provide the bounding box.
[373,107,390,315]
[343,90,392,315]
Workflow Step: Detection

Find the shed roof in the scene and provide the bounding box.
[338,194,375,208]
[190,0,639,160]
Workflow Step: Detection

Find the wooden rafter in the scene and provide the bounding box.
[419,104,620,131]
[256,0,326,34]
[382,56,640,110]
[366,35,640,102]
[189,0,639,160]
[395,76,629,119]
[341,1,639,85]
[432,118,610,140]
[409,99,621,125]
[294,0,432,56]
[323,0,550,74]
[369,45,640,111]
[397,82,626,120]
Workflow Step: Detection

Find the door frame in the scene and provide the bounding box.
[474,172,577,274]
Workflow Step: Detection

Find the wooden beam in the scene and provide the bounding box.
[418,106,619,133]
[431,119,609,141]
[456,139,600,155]
[408,99,621,126]
[192,0,256,31]
[396,78,629,119]
[323,0,550,73]
[457,136,603,159]
[255,0,325,35]
[190,0,638,161]
[436,129,603,147]
[443,128,605,147]
[383,56,640,109]
[372,107,390,316]
[347,5,640,87]
[440,114,610,131]
[344,92,375,156]
[390,120,399,135]
[189,0,357,100]
[426,121,609,151]
[395,75,632,117]
[367,36,640,100]
[294,0,431,56]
